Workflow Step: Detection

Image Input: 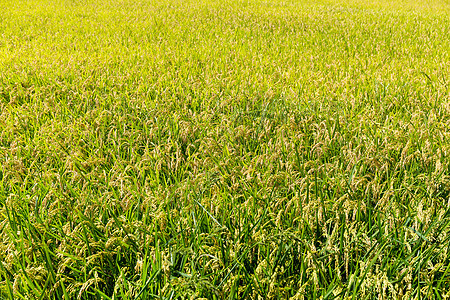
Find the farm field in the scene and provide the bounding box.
[1,0,450,298]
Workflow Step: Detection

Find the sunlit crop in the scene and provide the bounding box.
[0,0,450,298]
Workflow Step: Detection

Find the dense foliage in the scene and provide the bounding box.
[0,0,450,298]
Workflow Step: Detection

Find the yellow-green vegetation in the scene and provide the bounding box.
[1,0,450,298]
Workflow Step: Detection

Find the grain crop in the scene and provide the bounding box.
[0,0,450,298]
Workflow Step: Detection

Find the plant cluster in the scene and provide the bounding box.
[0,0,449,298]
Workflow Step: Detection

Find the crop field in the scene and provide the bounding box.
[1,0,450,298]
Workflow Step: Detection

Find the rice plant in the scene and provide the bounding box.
[0,0,449,298]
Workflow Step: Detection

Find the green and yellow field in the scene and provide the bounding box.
[1,0,450,298]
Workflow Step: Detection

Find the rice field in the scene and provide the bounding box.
[1,0,450,298]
